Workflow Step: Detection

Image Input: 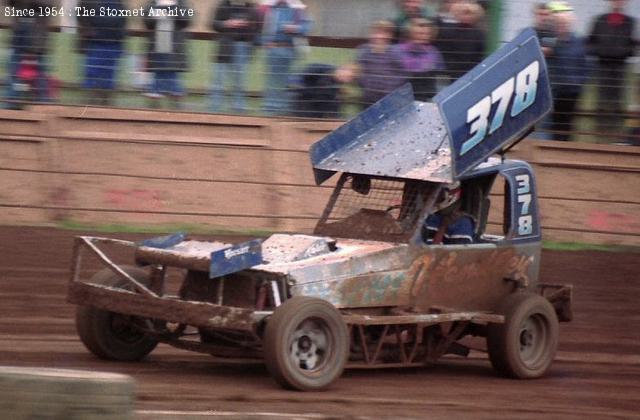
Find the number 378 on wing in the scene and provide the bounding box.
[461,61,540,156]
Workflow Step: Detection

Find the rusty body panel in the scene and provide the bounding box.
[282,241,539,312]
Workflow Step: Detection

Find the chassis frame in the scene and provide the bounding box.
[68,236,572,369]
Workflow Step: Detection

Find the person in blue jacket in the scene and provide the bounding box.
[259,0,311,115]
[423,183,476,245]
[77,0,128,106]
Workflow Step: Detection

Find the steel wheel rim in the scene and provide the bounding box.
[288,318,332,372]
[518,313,549,368]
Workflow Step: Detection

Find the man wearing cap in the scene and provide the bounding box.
[587,0,637,137]
[545,2,588,141]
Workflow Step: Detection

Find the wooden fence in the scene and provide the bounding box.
[1,105,638,246]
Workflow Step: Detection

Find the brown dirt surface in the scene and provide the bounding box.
[1,226,639,419]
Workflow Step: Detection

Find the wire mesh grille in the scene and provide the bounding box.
[315,175,433,242]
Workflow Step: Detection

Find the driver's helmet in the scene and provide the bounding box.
[434,182,462,213]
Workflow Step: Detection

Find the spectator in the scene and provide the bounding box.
[5,0,53,108]
[393,0,435,43]
[545,3,588,141]
[210,0,260,113]
[143,0,192,110]
[289,63,358,118]
[529,2,553,140]
[532,2,554,43]
[433,0,459,78]
[587,0,637,136]
[393,18,445,101]
[356,20,406,108]
[259,0,312,116]
[443,0,486,80]
[78,0,128,106]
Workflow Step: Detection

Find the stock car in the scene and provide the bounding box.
[68,29,572,391]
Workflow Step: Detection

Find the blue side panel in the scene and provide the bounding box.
[502,162,541,243]
[140,232,187,249]
[309,84,416,185]
[435,28,552,178]
[209,239,264,279]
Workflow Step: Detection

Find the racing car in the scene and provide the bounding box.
[68,29,573,391]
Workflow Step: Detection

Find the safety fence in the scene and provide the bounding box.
[1,0,638,144]
[1,105,638,246]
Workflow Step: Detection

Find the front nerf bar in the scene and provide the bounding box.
[67,236,258,332]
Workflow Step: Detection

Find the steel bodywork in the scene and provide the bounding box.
[68,29,572,377]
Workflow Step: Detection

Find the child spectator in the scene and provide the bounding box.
[545,3,588,141]
[393,18,445,101]
[143,0,192,109]
[78,0,127,106]
[357,20,406,108]
[259,0,312,116]
[5,0,52,108]
[289,63,358,118]
[210,0,260,113]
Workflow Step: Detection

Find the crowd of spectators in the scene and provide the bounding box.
[2,0,639,144]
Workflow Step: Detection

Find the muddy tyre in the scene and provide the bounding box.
[76,266,158,362]
[263,296,349,391]
[487,292,559,379]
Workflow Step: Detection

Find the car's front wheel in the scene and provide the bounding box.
[263,296,349,391]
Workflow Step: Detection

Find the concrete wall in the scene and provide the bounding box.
[1,105,639,245]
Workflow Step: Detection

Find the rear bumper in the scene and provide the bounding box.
[539,283,573,322]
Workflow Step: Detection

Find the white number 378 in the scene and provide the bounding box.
[461,61,540,156]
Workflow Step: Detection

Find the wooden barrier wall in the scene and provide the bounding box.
[1,105,639,246]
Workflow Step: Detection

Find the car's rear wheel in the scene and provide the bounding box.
[487,292,559,379]
[263,296,349,391]
[76,266,158,361]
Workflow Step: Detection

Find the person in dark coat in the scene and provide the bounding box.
[78,0,128,106]
[546,7,589,141]
[5,0,53,107]
[437,0,486,81]
[143,0,192,109]
[587,0,637,136]
[209,0,260,113]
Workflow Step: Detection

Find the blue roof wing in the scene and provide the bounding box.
[434,28,552,178]
[310,28,551,184]
[309,84,452,185]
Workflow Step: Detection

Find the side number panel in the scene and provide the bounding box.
[505,166,540,241]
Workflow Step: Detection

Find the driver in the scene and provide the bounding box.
[423,182,476,244]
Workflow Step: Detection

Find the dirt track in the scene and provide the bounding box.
[1,226,639,419]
